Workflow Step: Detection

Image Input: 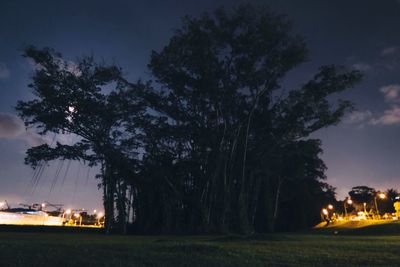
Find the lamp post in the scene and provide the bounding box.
[62,209,72,224]
[374,192,386,219]
[74,213,82,226]
[322,208,329,224]
[344,198,352,218]
[97,212,104,226]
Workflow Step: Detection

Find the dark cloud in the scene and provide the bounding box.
[343,84,400,127]
[0,62,10,79]
[381,46,400,57]
[0,112,24,138]
[351,62,372,72]
[0,112,46,146]
[343,110,373,125]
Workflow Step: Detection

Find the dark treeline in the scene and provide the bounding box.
[16,5,362,234]
[339,186,399,215]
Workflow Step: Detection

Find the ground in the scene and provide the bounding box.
[0,223,400,266]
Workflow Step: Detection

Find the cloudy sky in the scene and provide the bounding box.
[1,0,400,211]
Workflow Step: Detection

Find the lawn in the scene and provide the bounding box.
[0,230,400,266]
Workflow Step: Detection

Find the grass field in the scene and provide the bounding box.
[1,226,400,266]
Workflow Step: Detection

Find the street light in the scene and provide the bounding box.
[97,212,104,226]
[344,198,353,218]
[63,209,72,223]
[374,192,386,219]
[62,209,72,223]
[74,213,82,226]
[328,204,334,210]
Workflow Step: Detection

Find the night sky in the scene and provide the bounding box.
[1,0,400,211]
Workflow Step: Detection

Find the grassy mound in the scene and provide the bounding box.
[313,220,400,235]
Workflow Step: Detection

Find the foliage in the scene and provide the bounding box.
[16,46,145,233]
[138,5,361,233]
[381,188,399,214]
[16,5,362,234]
[348,186,376,204]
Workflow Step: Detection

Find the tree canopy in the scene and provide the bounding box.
[16,5,362,234]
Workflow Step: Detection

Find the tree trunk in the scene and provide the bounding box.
[116,179,128,234]
[271,177,283,232]
[103,163,115,234]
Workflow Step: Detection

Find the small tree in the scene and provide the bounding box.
[16,46,144,233]
[348,186,376,212]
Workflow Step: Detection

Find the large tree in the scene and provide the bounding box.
[17,5,362,234]
[16,47,145,233]
[138,5,362,233]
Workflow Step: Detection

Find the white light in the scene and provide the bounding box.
[67,106,76,122]
[65,209,71,214]
[97,212,104,218]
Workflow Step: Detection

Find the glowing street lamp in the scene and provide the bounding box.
[328,204,334,210]
[344,198,353,218]
[322,208,328,215]
[97,212,104,226]
[74,213,82,226]
[62,209,72,223]
[374,192,386,218]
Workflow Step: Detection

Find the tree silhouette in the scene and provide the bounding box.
[140,5,362,233]
[16,46,145,233]
[348,186,376,212]
[17,5,362,234]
